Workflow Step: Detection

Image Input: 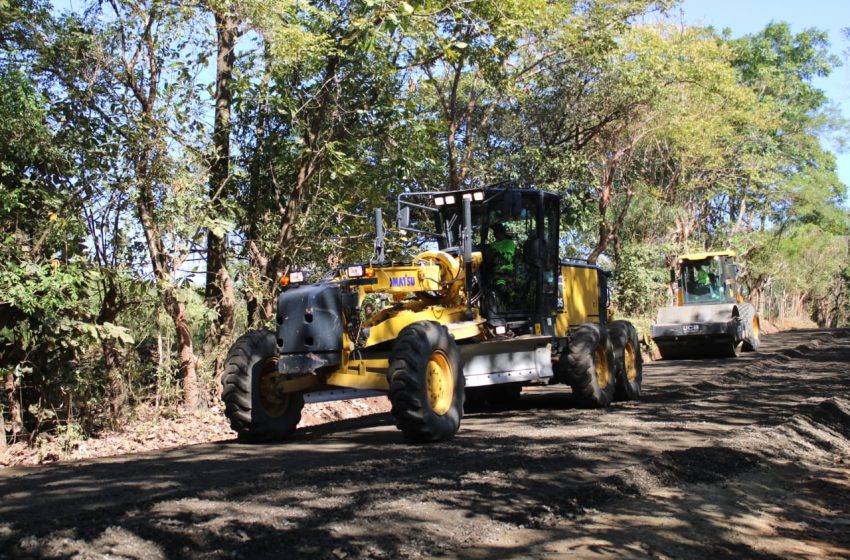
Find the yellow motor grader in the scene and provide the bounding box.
[651,250,761,359]
[222,186,643,443]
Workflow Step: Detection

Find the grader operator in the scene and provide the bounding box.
[221,186,643,443]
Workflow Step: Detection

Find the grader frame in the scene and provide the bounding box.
[221,186,643,442]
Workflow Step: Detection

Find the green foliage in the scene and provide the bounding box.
[747,224,850,326]
[611,242,670,318]
[2,0,849,449]
[0,258,108,431]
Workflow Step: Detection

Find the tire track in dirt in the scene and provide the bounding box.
[466,330,850,559]
[0,329,848,559]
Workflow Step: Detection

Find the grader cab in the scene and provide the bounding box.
[221,186,643,443]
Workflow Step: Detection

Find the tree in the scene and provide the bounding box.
[32,1,219,410]
[232,0,424,322]
[0,62,69,442]
[537,24,767,262]
[204,1,239,378]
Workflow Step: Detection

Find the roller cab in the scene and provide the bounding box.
[651,251,761,359]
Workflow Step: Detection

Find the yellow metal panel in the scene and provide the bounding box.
[364,264,443,294]
[447,319,486,341]
[346,358,390,376]
[413,250,461,278]
[679,250,735,261]
[364,305,477,346]
[276,358,391,393]
[555,265,600,335]
[555,309,570,337]
[276,375,323,394]
[358,251,482,304]
[325,371,389,391]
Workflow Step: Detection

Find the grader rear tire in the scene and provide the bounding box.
[559,323,616,408]
[609,321,643,401]
[388,322,464,442]
[221,330,304,443]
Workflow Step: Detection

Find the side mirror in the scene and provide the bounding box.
[669,268,676,285]
[397,207,410,230]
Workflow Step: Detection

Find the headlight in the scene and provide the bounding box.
[434,196,445,206]
[289,271,304,283]
[444,195,456,204]
[347,265,364,278]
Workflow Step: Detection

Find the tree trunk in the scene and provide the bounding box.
[252,54,340,315]
[136,177,200,410]
[104,346,124,424]
[155,331,164,408]
[165,287,199,409]
[0,374,7,450]
[4,370,21,443]
[126,2,198,410]
[205,10,238,379]
[749,273,768,311]
[0,405,5,451]
[587,160,615,264]
[587,152,633,265]
[96,278,126,425]
[243,43,275,328]
[447,121,459,191]
[795,292,807,318]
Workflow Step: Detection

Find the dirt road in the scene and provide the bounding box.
[1,329,848,559]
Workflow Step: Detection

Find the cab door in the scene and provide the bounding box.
[479,190,559,335]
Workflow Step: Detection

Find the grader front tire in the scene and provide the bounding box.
[388,322,464,443]
[221,329,304,443]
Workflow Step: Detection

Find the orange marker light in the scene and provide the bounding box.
[365,267,376,278]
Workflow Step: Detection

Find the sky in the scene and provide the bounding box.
[681,0,850,190]
[50,0,850,193]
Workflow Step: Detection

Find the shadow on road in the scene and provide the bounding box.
[0,329,847,559]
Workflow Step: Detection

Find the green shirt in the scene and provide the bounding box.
[492,238,516,274]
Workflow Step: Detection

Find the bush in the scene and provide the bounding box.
[611,243,670,318]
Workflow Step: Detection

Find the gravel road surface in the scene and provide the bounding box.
[1,328,848,559]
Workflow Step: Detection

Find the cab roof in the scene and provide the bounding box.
[678,250,736,262]
[411,184,559,198]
